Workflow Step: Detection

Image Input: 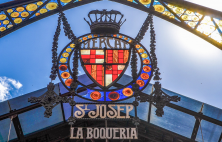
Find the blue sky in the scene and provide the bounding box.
[0,0,222,109]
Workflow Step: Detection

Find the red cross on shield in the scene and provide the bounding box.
[80,49,130,88]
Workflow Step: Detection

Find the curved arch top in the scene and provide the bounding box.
[0,0,222,50]
[0,0,101,38]
[109,0,222,50]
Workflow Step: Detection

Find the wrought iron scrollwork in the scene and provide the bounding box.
[132,116,140,126]
[29,8,79,118]
[135,13,152,43]
[50,13,62,81]
[28,83,70,118]
[57,9,79,125]
[135,9,180,117]
[60,11,76,41]
[152,82,180,116]
[130,46,138,81]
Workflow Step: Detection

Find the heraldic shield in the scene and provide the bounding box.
[80,49,130,88]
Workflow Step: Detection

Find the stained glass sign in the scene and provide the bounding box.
[57,33,153,102]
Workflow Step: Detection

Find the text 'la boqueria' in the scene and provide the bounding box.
[70,127,138,139]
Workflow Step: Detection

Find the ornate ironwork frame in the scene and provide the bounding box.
[57,33,154,102]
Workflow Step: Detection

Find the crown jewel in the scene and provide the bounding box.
[84,9,126,34]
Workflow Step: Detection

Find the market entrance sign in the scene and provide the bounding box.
[28,8,180,141]
[74,104,134,119]
[70,127,138,139]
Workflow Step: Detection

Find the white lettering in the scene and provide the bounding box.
[74,104,134,119]
[106,128,112,139]
[131,128,138,139]
[117,105,125,118]
[126,105,133,118]
[126,128,130,139]
[88,105,100,118]
[70,127,138,139]
[100,105,106,118]
[86,128,93,139]
[100,128,106,139]
[120,128,126,139]
[76,128,83,139]
[74,104,90,118]
[107,104,117,118]
[94,128,100,139]
[113,128,119,139]
[70,127,75,139]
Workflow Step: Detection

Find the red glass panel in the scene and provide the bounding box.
[91,50,96,54]
[90,59,95,63]
[97,65,102,70]
[118,52,124,58]
[97,65,103,70]
[96,55,104,59]
[81,55,90,59]
[112,65,118,70]
[90,55,96,58]
[106,70,112,74]
[98,81,103,85]
[119,59,124,63]
[113,70,118,74]
[118,70,122,74]
[97,77,102,80]
[85,65,91,74]
[112,75,118,81]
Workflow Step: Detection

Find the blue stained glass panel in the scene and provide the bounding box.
[196,120,222,142]
[59,82,69,94]
[142,83,153,94]
[117,74,133,86]
[18,104,63,135]
[0,101,10,116]
[78,74,94,85]
[202,103,222,121]
[118,97,149,121]
[0,118,17,142]
[162,88,203,112]
[9,83,59,110]
[150,106,195,138]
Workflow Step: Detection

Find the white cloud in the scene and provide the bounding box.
[7,78,23,89]
[0,77,23,102]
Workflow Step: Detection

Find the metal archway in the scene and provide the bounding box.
[0,0,222,50]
